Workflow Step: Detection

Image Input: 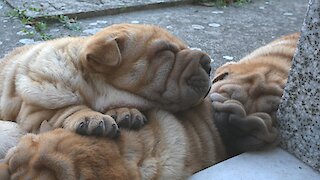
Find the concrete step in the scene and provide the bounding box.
[190,148,320,180]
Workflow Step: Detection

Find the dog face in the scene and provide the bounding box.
[0,129,129,180]
[211,32,299,116]
[81,24,212,111]
[212,62,280,118]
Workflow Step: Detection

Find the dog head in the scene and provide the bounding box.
[81,24,212,111]
[211,59,289,120]
[210,59,287,155]
[211,33,298,117]
[1,129,130,180]
[209,33,299,155]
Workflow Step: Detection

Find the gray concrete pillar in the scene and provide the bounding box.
[277,0,320,172]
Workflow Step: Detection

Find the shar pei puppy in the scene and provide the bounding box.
[0,24,212,138]
[0,104,226,180]
[210,33,300,155]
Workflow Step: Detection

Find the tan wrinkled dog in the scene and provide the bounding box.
[0,24,212,137]
[0,102,227,180]
[210,33,300,155]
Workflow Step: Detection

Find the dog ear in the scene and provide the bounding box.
[83,36,122,68]
[212,61,238,84]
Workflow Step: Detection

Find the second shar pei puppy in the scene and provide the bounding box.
[0,103,227,180]
[210,33,300,155]
[0,24,212,137]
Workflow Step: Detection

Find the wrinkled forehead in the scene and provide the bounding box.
[95,24,188,48]
[215,61,238,74]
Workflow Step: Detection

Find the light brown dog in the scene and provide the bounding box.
[0,24,212,137]
[210,33,300,155]
[0,100,227,180]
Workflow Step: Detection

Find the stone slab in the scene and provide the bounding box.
[190,148,320,180]
[277,0,320,172]
[4,0,191,18]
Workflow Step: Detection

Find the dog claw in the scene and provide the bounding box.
[108,124,120,138]
[105,108,148,130]
[143,117,148,124]
[124,114,129,119]
[76,121,89,135]
[111,114,117,120]
[114,128,120,138]
[118,114,131,127]
[74,114,119,138]
[92,121,104,136]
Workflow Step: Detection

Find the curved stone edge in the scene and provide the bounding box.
[277,0,320,172]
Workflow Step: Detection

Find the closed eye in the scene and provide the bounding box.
[153,40,179,54]
[114,37,125,53]
[212,72,229,84]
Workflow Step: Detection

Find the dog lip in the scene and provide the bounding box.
[187,78,211,97]
[204,86,211,98]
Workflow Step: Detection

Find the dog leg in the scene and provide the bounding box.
[17,104,119,138]
[105,108,147,130]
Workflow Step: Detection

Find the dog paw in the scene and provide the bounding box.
[212,98,278,155]
[105,108,147,130]
[65,111,120,138]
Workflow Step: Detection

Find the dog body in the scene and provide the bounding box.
[0,100,226,180]
[0,24,212,136]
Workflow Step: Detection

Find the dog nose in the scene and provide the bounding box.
[199,54,212,75]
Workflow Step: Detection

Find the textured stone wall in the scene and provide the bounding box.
[277,0,320,172]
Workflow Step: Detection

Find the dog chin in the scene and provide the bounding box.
[161,87,210,112]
